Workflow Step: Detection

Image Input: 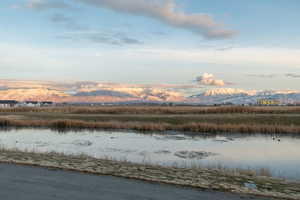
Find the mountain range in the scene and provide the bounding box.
[0,80,184,103]
[189,88,300,105]
[0,80,299,105]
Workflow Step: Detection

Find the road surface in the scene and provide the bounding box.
[0,163,272,200]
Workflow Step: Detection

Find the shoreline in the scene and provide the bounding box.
[0,149,299,200]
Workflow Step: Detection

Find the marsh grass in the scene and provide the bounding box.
[0,118,300,134]
[1,105,300,114]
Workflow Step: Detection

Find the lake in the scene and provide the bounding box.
[0,129,299,180]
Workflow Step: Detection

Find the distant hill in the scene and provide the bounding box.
[0,80,184,103]
[188,88,300,105]
[1,80,300,105]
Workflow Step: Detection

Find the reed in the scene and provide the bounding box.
[1,118,300,134]
[1,105,300,114]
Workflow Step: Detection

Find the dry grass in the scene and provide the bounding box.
[1,118,300,134]
[1,105,300,114]
[0,147,272,178]
[209,164,272,177]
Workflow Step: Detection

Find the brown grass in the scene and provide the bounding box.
[1,105,300,114]
[208,164,272,177]
[1,118,300,134]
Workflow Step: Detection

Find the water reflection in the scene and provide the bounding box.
[0,129,299,180]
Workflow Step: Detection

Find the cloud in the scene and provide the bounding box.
[286,73,300,78]
[56,31,143,45]
[247,74,277,78]
[20,0,236,39]
[196,73,226,86]
[67,81,200,91]
[138,48,300,67]
[120,37,143,45]
[23,0,73,10]
[49,14,88,30]
[215,46,234,51]
[75,0,236,39]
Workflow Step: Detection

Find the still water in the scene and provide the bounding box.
[0,129,299,180]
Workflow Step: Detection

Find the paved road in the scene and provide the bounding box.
[0,163,271,200]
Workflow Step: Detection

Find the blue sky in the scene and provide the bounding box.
[1,0,300,92]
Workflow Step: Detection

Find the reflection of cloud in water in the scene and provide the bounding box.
[72,140,92,147]
[154,150,172,154]
[34,141,50,147]
[154,135,190,141]
[139,151,151,157]
[102,148,137,154]
[174,151,218,159]
[214,136,235,143]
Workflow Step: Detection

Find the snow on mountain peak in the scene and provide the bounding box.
[203,88,257,96]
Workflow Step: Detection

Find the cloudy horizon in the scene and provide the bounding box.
[1,0,300,94]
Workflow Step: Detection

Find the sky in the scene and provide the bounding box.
[1,0,300,92]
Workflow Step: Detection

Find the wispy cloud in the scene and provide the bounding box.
[215,46,234,51]
[23,0,74,11]
[286,73,300,78]
[139,48,300,67]
[56,31,143,45]
[50,14,88,30]
[75,0,236,39]
[247,74,277,78]
[196,73,226,86]
[19,0,236,40]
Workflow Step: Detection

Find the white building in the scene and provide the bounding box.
[0,100,19,108]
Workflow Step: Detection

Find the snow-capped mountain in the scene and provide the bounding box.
[188,88,300,105]
[0,80,184,103]
[1,80,300,104]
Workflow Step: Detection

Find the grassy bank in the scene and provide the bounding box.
[0,149,299,200]
[1,118,300,134]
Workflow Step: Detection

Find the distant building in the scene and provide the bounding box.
[0,100,19,108]
[40,101,54,106]
[24,101,40,107]
[257,99,280,106]
[18,101,55,107]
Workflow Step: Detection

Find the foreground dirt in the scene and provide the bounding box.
[0,150,299,200]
